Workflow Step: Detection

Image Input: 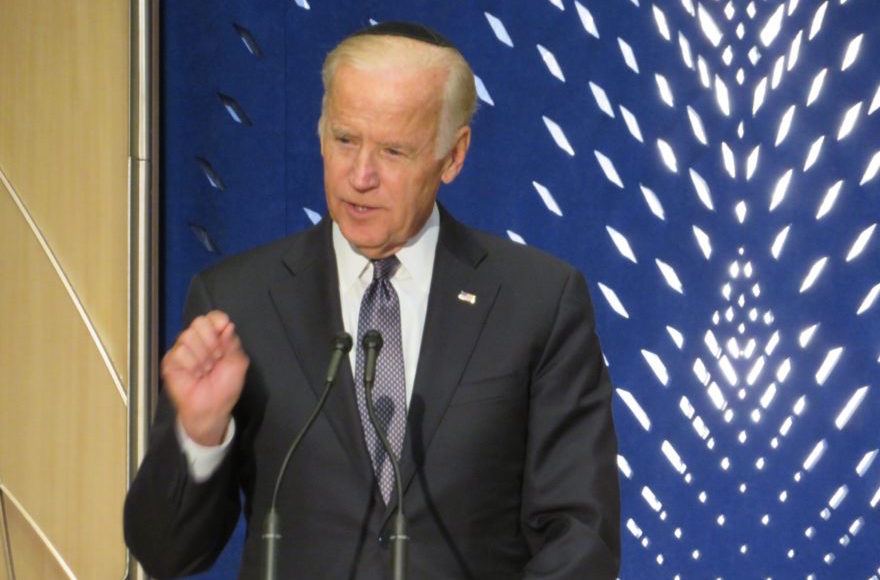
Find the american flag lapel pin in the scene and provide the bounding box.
[457,290,477,305]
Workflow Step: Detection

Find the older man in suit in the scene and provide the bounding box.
[124,22,620,579]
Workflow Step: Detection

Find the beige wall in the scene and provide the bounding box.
[0,0,132,577]
[2,495,68,580]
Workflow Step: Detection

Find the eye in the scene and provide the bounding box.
[385,147,402,157]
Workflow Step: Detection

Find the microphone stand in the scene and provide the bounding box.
[261,332,352,580]
[362,330,408,580]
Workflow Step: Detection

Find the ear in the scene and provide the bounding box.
[440,126,472,185]
[318,118,327,158]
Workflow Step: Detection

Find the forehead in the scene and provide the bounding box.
[327,63,446,124]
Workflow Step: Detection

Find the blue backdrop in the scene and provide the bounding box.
[161,1,880,577]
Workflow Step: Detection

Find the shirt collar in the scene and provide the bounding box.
[333,204,439,291]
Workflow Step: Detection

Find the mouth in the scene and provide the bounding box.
[344,200,377,214]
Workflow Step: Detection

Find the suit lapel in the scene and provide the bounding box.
[382,208,500,522]
[267,221,374,487]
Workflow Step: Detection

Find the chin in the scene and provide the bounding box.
[339,228,381,253]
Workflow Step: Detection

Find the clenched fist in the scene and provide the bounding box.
[161,310,250,446]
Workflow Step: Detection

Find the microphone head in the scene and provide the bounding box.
[333,332,353,353]
[362,329,383,351]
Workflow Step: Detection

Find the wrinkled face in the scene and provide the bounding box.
[321,62,469,259]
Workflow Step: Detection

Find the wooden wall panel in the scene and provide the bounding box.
[0,161,127,576]
[0,0,133,575]
[3,497,68,580]
[0,0,130,382]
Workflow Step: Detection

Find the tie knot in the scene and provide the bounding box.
[371,256,400,281]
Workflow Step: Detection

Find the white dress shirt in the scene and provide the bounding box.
[333,204,438,404]
[177,205,440,482]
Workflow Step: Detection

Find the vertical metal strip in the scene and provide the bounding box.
[127,0,156,578]
[0,490,15,580]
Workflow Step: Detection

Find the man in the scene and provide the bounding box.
[125,22,620,579]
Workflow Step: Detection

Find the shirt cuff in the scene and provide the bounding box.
[175,418,236,483]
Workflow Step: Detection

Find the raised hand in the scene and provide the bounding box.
[161,310,250,446]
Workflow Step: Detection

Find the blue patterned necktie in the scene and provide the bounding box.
[355,255,407,504]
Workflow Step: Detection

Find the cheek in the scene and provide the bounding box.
[323,162,348,194]
[413,174,441,208]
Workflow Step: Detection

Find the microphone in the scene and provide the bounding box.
[361,330,408,580]
[362,329,383,386]
[262,332,353,580]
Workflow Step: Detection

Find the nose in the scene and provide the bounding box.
[349,147,380,192]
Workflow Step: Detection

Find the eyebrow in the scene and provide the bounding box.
[328,124,426,156]
[379,140,415,152]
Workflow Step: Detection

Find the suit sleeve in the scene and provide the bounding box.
[123,275,242,578]
[521,268,621,579]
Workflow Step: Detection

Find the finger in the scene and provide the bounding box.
[219,321,247,354]
[219,324,249,365]
[218,322,238,349]
[189,315,224,364]
[206,310,232,334]
[171,331,213,372]
[212,317,246,369]
[172,330,211,377]
[162,340,204,382]
[171,327,216,381]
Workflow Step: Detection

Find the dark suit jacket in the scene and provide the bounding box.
[124,207,620,579]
